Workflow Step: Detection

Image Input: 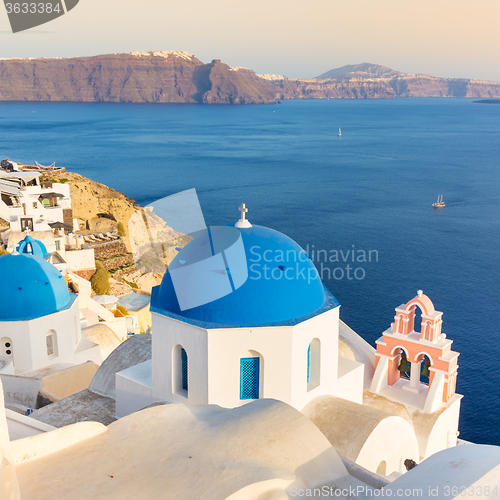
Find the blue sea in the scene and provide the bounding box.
[1,98,499,445]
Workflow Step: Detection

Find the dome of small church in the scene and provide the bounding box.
[0,253,72,321]
[16,234,50,259]
[153,224,332,326]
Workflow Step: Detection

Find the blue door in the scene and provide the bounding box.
[240,357,260,400]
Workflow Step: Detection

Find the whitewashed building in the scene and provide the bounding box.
[115,207,365,416]
[0,249,119,374]
[0,171,71,247]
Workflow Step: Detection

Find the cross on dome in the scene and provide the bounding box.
[239,203,248,220]
[235,202,252,229]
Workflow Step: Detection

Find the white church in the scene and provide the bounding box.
[113,205,462,476]
[0,235,125,376]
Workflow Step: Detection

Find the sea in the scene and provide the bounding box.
[0,98,499,446]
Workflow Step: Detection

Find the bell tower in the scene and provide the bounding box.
[370,291,459,413]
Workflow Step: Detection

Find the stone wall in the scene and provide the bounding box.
[73,269,95,281]
[100,254,134,271]
[91,240,128,259]
[63,208,73,227]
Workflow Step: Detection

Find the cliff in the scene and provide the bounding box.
[1,54,499,102]
[0,51,275,104]
[44,170,188,259]
[266,63,500,99]
[45,170,136,241]
[43,169,189,293]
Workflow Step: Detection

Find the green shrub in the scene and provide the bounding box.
[117,221,125,236]
[59,178,69,184]
[95,260,105,270]
[117,305,128,316]
[91,267,110,295]
[123,278,138,289]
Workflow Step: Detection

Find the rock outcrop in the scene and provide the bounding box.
[44,170,136,249]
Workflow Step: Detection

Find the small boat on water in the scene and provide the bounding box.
[337,127,342,137]
[432,194,445,208]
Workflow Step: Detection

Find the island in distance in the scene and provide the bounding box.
[0,51,500,104]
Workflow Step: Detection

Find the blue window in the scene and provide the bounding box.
[240,357,259,400]
[181,348,188,391]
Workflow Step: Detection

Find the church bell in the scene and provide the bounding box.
[398,353,410,373]
[421,360,431,378]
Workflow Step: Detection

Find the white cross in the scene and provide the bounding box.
[238,203,248,221]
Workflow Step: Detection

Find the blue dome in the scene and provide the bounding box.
[152,225,336,326]
[16,235,50,259]
[0,253,74,321]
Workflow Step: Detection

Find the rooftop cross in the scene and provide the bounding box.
[235,202,252,229]
[238,203,248,221]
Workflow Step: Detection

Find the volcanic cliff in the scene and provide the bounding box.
[0,51,276,104]
[1,54,500,103]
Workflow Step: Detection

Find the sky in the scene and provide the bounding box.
[0,0,499,81]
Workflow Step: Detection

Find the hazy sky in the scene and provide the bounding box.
[1,0,499,80]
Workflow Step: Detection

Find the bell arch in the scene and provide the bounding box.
[415,351,434,365]
[373,291,459,408]
[394,292,442,341]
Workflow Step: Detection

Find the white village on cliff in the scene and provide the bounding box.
[0,161,499,499]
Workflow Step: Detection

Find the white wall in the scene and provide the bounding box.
[418,397,462,461]
[207,325,294,408]
[65,249,95,271]
[0,379,20,500]
[151,313,209,404]
[356,416,420,474]
[0,375,42,408]
[336,357,364,405]
[291,307,340,410]
[0,299,113,374]
[115,360,161,418]
[151,305,350,412]
[25,301,82,372]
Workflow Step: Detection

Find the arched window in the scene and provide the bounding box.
[172,345,188,396]
[376,460,387,476]
[240,352,261,400]
[307,338,321,391]
[419,354,432,385]
[46,330,58,358]
[181,348,188,391]
[413,305,422,333]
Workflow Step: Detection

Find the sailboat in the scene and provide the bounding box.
[432,194,445,208]
[337,127,342,137]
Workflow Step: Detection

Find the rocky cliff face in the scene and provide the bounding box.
[44,170,137,249]
[0,51,275,104]
[267,63,500,99]
[44,171,191,273]
[1,54,499,102]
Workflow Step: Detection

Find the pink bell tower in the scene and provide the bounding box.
[370,291,459,413]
